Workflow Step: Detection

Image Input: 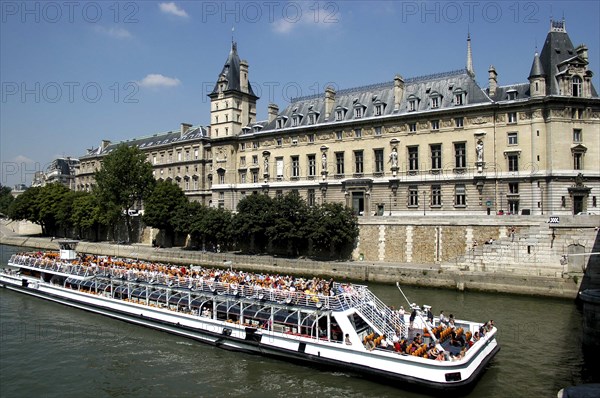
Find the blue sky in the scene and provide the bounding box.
[1,1,599,187]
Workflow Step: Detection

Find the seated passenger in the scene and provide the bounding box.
[344,333,352,345]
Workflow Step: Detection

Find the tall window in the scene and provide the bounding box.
[431,120,440,130]
[375,104,382,116]
[335,152,345,175]
[508,132,518,145]
[291,156,300,178]
[408,186,419,207]
[252,170,258,183]
[574,152,583,170]
[276,157,284,179]
[507,112,517,124]
[409,99,417,112]
[336,131,343,140]
[307,189,316,207]
[355,128,362,138]
[374,126,382,136]
[239,172,246,183]
[431,97,439,108]
[572,76,582,97]
[455,117,464,128]
[455,184,466,206]
[431,185,441,206]
[509,182,519,194]
[409,123,417,133]
[508,154,519,171]
[308,154,316,176]
[430,144,442,170]
[408,146,419,171]
[454,142,466,168]
[354,150,364,174]
[374,149,384,173]
[573,129,582,143]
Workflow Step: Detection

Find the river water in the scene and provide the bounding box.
[0,244,597,397]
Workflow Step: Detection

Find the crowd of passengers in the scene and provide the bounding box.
[363,317,496,361]
[19,251,358,298]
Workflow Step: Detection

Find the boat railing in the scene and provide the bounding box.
[345,286,406,338]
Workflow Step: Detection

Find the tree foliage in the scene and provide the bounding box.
[71,191,102,240]
[266,192,310,256]
[232,194,273,253]
[143,180,188,245]
[94,144,155,242]
[0,185,14,216]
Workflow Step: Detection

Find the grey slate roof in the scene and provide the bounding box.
[81,127,208,159]
[257,69,491,133]
[528,52,545,78]
[210,42,257,98]
[491,83,531,102]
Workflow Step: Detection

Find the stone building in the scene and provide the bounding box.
[76,19,599,216]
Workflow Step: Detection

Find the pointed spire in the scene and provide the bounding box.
[466,30,474,77]
[528,51,545,79]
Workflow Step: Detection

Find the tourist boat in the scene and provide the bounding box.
[0,241,499,393]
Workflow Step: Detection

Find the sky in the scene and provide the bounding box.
[1,1,599,188]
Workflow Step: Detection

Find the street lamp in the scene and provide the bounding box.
[423,190,426,216]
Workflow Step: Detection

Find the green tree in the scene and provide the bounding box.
[8,186,43,230]
[143,180,188,246]
[266,192,310,256]
[71,192,102,241]
[0,185,14,216]
[232,194,273,253]
[173,201,204,247]
[308,202,358,259]
[37,183,72,236]
[93,144,155,242]
[197,207,233,251]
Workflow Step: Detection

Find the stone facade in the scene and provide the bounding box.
[75,20,599,218]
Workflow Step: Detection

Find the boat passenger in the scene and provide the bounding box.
[409,308,417,328]
[439,310,447,325]
[344,334,352,345]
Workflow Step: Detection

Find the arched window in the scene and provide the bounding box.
[572,76,582,97]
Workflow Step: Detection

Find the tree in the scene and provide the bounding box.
[197,207,233,251]
[71,192,102,241]
[8,186,43,230]
[36,183,72,236]
[308,202,359,259]
[93,144,155,242]
[266,192,310,256]
[232,194,273,253]
[143,180,188,246]
[0,185,14,216]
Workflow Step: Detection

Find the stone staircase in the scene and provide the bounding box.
[442,216,600,278]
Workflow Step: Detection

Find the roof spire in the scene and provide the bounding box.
[466,29,474,77]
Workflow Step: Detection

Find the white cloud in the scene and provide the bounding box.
[159,2,189,18]
[137,74,181,88]
[94,26,133,39]
[13,155,34,163]
[272,3,340,34]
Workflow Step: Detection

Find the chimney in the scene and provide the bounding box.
[268,103,279,123]
[101,140,111,150]
[488,65,498,98]
[180,122,193,137]
[576,44,588,62]
[325,86,336,119]
[240,60,249,93]
[394,75,405,111]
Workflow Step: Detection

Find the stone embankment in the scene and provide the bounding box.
[2,217,598,299]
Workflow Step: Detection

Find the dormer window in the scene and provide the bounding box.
[253,125,263,133]
[453,89,465,105]
[429,93,441,109]
[291,114,303,127]
[375,105,382,116]
[276,119,283,129]
[334,106,347,121]
[354,104,365,119]
[276,116,288,129]
[308,113,316,124]
[373,99,386,116]
[407,95,419,112]
[507,90,517,101]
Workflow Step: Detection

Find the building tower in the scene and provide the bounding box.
[208,42,259,138]
[528,51,546,97]
[466,32,475,77]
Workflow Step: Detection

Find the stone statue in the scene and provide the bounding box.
[264,157,269,172]
[476,140,484,162]
[321,153,327,170]
[389,147,398,168]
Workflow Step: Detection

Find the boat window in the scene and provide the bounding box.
[348,312,370,334]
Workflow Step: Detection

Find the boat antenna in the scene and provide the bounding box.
[396,282,442,350]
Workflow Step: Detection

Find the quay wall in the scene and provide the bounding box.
[3,215,596,299]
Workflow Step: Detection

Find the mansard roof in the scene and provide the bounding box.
[209,42,257,98]
[81,126,208,159]
[491,83,531,103]
[258,69,490,132]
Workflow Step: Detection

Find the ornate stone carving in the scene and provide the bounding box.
[495,114,505,123]
[318,133,333,140]
[442,119,453,127]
